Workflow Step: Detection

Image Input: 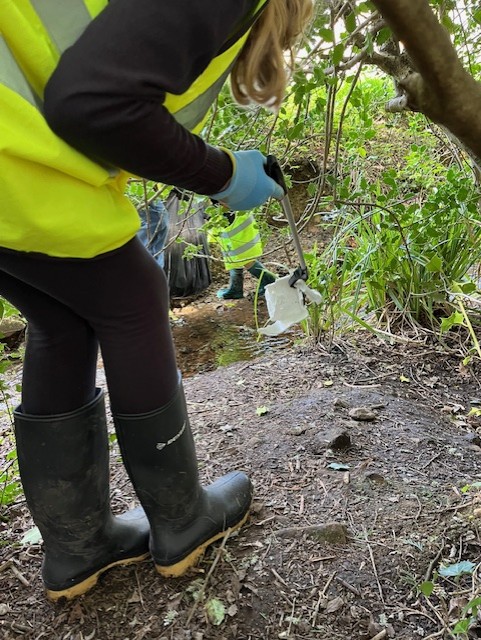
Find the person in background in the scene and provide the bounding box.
[137,199,170,269]
[216,210,277,299]
[0,0,313,600]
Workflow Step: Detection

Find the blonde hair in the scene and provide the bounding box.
[230,0,314,111]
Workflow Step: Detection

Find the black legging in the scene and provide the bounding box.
[0,237,178,415]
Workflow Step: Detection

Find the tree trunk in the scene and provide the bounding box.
[371,0,481,161]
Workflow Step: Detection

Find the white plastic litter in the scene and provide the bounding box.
[258,274,322,336]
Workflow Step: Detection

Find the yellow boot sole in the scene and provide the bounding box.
[155,510,250,578]
[46,552,149,601]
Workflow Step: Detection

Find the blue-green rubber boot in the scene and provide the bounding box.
[247,261,276,296]
[217,268,244,299]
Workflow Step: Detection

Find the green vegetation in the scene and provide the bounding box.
[0,297,21,508]
[190,0,481,354]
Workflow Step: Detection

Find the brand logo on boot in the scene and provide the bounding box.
[156,421,187,451]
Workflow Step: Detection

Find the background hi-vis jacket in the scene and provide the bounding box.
[216,214,263,270]
[0,0,265,258]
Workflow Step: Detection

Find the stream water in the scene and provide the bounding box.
[170,297,298,377]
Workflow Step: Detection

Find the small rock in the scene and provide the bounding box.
[364,472,386,485]
[464,432,481,447]
[328,430,351,451]
[306,522,349,544]
[312,429,351,453]
[288,425,307,436]
[333,397,349,409]
[0,603,9,616]
[349,406,377,421]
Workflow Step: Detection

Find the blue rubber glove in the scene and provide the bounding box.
[210,149,285,211]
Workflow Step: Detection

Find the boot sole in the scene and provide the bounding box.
[46,552,149,601]
[155,510,250,578]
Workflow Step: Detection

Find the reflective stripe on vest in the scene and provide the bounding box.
[29,0,92,54]
[160,0,268,132]
[0,0,267,258]
[217,214,263,270]
[170,73,230,132]
[0,35,40,109]
[0,0,267,131]
[0,0,137,258]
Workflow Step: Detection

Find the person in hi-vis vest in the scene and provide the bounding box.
[216,210,277,299]
[0,0,313,600]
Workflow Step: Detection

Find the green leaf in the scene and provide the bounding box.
[439,561,475,578]
[345,12,356,33]
[461,481,481,493]
[205,598,226,626]
[376,27,392,46]
[425,255,442,273]
[440,311,464,333]
[256,406,269,416]
[461,596,481,617]
[319,28,334,42]
[441,13,455,33]
[452,619,471,634]
[459,281,477,294]
[418,581,434,597]
[332,43,345,66]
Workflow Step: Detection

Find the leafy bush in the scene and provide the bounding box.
[0,296,22,508]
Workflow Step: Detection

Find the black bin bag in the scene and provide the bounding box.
[162,192,212,298]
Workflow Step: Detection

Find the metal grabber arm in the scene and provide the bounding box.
[265,155,308,287]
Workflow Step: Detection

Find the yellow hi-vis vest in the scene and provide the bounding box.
[0,0,266,258]
[216,213,263,270]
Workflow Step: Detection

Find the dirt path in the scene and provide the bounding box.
[2,334,481,640]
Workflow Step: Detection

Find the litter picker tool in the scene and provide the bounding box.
[259,156,321,337]
[265,155,308,286]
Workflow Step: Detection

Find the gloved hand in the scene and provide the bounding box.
[210,149,285,211]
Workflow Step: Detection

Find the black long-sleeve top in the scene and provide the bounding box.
[44,0,259,195]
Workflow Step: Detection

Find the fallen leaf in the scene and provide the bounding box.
[325,596,344,613]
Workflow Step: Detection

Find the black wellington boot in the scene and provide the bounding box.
[114,381,253,577]
[13,390,150,601]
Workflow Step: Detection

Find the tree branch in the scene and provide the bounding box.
[370,0,481,161]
